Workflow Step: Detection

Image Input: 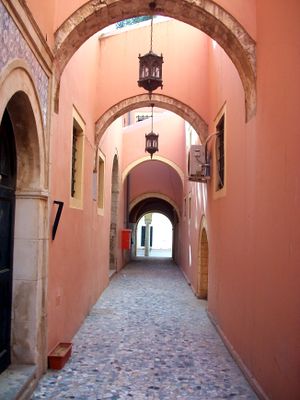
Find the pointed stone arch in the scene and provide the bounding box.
[96,94,208,146]
[0,61,47,188]
[0,61,49,381]
[54,0,256,120]
[129,192,180,220]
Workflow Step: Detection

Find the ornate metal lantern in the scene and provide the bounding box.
[138,15,163,94]
[145,104,159,158]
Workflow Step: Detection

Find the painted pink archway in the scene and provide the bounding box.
[122,156,184,187]
[54,0,256,120]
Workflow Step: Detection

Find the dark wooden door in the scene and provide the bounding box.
[141,226,153,247]
[0,110,16,374]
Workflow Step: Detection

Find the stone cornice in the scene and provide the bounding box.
[15,189,49,200]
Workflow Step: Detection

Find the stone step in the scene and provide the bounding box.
[0,364,37,400]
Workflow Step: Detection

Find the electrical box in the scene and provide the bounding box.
[188,144,210,182]
[121,229,131,250]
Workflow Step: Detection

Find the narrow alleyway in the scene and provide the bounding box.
[32,259,257,400]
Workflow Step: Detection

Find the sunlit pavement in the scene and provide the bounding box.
[136,249,172,257]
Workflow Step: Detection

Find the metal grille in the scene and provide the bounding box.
[216,115,225,190]
[71,126,78,197]
[136,114,151,122]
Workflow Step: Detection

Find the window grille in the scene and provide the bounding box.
[136,114,151,122]
[71,125,78,197]
[216,115,225,190]
[70,110,85,208]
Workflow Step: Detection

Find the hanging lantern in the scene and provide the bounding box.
[145,131,159,158]
[138,15,163,94]
[145,104,159,158]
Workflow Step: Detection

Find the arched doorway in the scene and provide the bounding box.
[198,228,209,300]
[136,212,173,258]
[129,196,179,262]
[109,155,119,276]
[0,63,48,376]
[0,109,16,373]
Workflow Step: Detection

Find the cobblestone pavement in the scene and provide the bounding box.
[32,258,257,400]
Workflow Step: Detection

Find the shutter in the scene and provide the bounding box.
[141,226,146,246]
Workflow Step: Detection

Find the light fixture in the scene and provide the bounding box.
[145,104,159,158]
[138,3,163,95]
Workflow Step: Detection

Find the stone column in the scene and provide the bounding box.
[144,213,152,257]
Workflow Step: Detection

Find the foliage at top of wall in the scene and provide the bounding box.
[116,16,152,29]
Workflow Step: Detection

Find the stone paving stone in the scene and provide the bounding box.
[32,258,257,400]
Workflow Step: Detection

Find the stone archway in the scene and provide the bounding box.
[0,62,48,378]
[96,94,208,145]
[0,107,16,374]
[129,195,180,262]
[135,212,173,258]
[198,224,209,299]
[54,0,256,120]
[129,192,180,220]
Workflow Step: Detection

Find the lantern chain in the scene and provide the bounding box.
[150,15,153,52]
[151,103,154,131]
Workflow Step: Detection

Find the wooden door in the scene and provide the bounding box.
[0,110,16,374]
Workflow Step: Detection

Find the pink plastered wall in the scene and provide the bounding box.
[48,34,124,352]
[96,19,209,122]
[129,161,183,209]
[206,34,257,389]
[248,2,300,398]
[122,111,186,175]
[203,2,300,397]
[214,0,256,38]
[179,128,207,293]
[23,0,56,46]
